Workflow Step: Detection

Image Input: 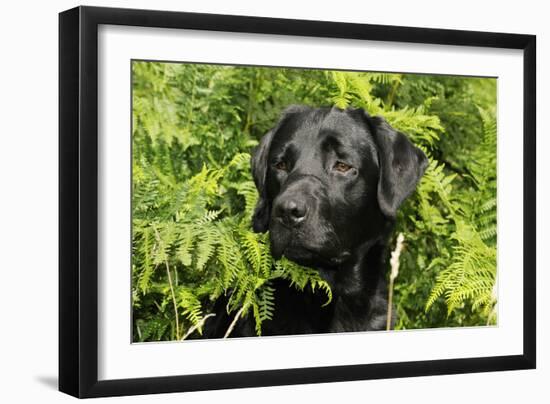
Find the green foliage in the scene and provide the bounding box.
[132,61,497,341]
[423,109,497,321]
[132,149,331,340]
[426,220,496,317]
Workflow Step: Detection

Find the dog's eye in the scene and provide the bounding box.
[274,161,288,171]
[333,161,352,173]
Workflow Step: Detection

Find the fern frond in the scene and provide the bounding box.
[330,71,352,109]
[152,222,177,266]
[175,224,195,266]
[136,225,156,293]
[216,229,247,289]
[178,288,204,331]
[272,257,332,306]
[382,106,443,147]
[235,181,259,220]
[365,73,402,85]
[252,284,276,336]
[195,226,219,270]
[426,221,496,315]
[240,231,271,277]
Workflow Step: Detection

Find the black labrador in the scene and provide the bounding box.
[205,105,427,337]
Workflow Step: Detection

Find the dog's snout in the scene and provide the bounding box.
[274,197,308,226]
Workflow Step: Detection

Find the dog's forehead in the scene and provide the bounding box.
[272,107,375,152]
[319,108,374,146]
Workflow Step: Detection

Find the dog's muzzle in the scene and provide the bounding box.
[273,197,308,227]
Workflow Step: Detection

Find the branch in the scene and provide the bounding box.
[153,226,181,340]
[224,305,246,338]
[487,271,498,326]
[181,313,216,340]
[386,233,405,331]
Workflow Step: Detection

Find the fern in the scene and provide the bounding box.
[152,222,177,266]
[257,285,276,322]
[132,154,333,337]
[234,181,258,219]
[132,61,498,339]
[194,226,218,271]
[178,288,204,331]
[272,257,332,306]
[175,224,195,267]
[330,71,353,108]
[216,225,248,289]
[382,106,443,147]
[241,230,271,277]
[367,72,403,85]
[426,221,496,315]
[328,71,443,148]
[135,225,156,293]
[250,284,276,336]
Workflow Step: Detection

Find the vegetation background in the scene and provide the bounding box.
[131,61,497,342]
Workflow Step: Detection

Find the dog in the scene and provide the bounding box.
[205,105,427,337]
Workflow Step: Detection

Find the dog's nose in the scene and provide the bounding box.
[274,198,307,226]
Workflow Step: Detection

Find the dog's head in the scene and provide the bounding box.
[251,105,428,268]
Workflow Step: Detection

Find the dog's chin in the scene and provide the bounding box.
[272,242,351,269]
[269,223,350,268]
[281,246,320,267]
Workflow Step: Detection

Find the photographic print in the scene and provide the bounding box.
[131,61,497,342]
[59,7,535,396]
[59,7,536,397]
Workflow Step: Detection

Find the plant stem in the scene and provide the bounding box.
[165,261,180,340]
[387,233,405,330]
[153,226,181,340]
[385,78,401,108]
[243,71,258,134]
[487,271,498,326]
[185,68,197,131]
[181,313,216,340]
[224,305,246,338]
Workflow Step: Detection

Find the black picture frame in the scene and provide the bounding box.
[59,5,536,398]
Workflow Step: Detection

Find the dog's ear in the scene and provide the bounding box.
[367,114,428,218]
[251,128,275,233]
[251,105,309,232]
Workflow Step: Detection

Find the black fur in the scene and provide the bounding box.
[205,105,427,337]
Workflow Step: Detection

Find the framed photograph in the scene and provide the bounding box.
[59,5,536,398]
